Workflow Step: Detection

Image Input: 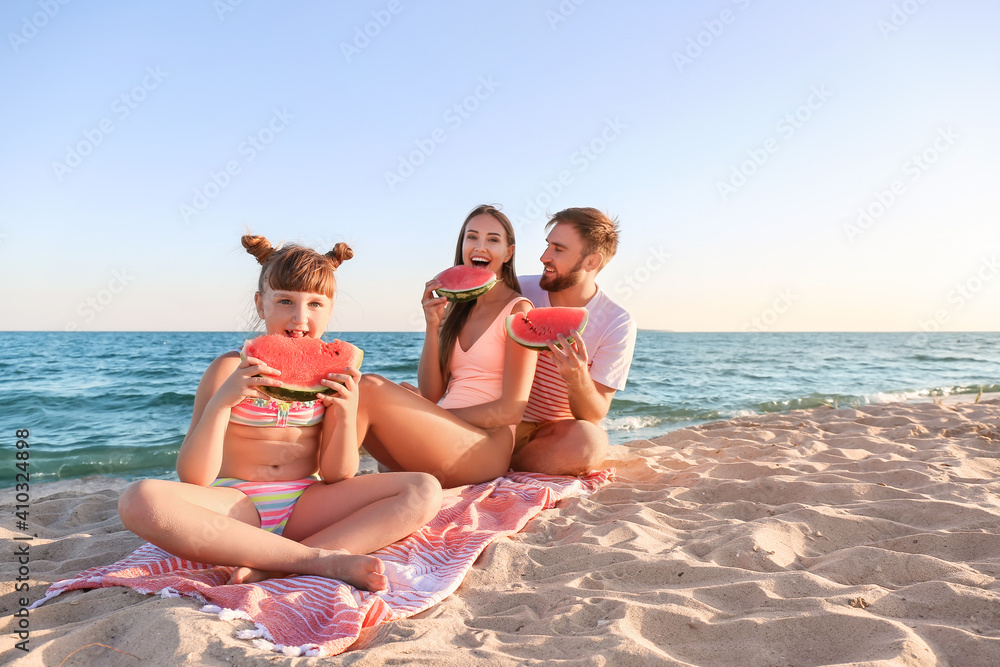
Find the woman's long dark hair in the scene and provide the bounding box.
[438,205,520,377]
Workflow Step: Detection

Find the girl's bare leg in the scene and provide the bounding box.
[118,479,387,591]
[231,471,442,584]
[357,374,514,487]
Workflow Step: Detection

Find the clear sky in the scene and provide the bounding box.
[3,1,998,333]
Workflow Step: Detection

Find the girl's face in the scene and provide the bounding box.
[461,214,513,277]
[254,286,333,338]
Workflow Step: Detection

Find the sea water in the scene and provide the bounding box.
[2,331,998,486]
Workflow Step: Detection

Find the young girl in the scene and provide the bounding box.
[118,235,442,591]
[355,206,537,487]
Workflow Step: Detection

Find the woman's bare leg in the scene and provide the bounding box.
[362,431,403,472]
[230,471,442,584]
[118,479,387,591]
[357,374,514,487]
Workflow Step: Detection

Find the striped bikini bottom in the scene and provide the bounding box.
[210,476,320,536]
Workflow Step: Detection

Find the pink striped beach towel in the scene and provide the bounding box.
[31,470,613,657]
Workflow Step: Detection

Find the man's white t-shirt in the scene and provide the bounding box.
[517,275,637,423]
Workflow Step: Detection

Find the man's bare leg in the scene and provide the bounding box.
[509,419,608,476]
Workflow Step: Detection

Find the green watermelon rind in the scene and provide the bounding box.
[240,338,364,402]
[256,384,331,402]
[436,282,496,302]
[433,267,498,303]
[504,308,589,350]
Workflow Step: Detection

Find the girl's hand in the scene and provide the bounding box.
[210,355,283,408]
[318,367,361,418]
[422,280,448,330]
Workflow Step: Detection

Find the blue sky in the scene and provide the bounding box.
[2,1,998,332]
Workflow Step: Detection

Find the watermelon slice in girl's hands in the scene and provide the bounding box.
[241,335,364,402]
[433,265,497,302]
[505,307,589,350]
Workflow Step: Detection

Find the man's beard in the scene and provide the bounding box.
[539,257,585,292]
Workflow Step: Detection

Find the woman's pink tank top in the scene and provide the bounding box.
[437,296,531,409]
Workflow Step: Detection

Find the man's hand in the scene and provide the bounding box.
[543,332,615,422]
[544,330,590,390]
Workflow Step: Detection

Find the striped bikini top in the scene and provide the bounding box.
[229,396,325,428]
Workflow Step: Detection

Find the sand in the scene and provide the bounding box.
[3,398,1000,665]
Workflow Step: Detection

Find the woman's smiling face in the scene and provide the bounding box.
[461,213,513,277]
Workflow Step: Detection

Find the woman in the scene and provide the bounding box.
[357,205,537,487]
[416,204,535,427]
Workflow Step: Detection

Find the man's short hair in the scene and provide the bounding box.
[546,207,620,269]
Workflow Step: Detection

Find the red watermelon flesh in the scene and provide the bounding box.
[505,307,589,350]
[242,335,364,401]
[434,265,497,302]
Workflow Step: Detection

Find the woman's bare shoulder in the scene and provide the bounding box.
[509,295,533,314]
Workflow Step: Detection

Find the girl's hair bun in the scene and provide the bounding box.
[242,234,274,265]
[326,242,354,270]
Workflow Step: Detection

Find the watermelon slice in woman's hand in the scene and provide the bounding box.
[433,265,497,302]
[241,335,364,401]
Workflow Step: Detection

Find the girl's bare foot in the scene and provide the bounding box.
[228,566,281,585]
[322,551,387,591]
[226,551,388,591]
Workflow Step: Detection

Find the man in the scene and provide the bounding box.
[512,207,637,476]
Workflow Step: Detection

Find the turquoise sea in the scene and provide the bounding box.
[2,331,999,487]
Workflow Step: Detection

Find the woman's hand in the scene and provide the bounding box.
[422,280,448,330]
[209,355,282,409]
[400,381,422,396]
[317,367,362,418]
